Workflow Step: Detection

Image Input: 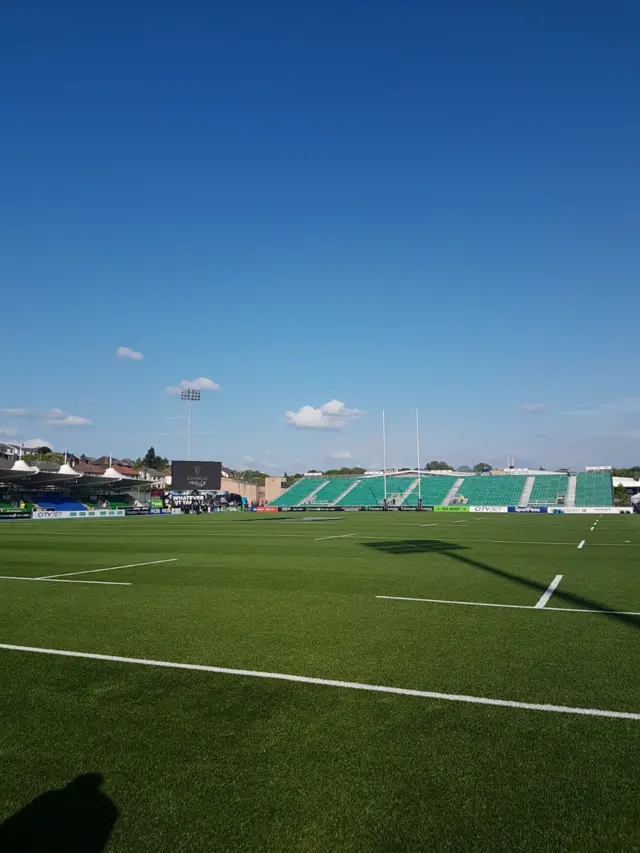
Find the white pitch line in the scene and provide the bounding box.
[0,642,637,721]
[0,576,130,586]
[39,558,178,580]
[578,540,586,549]
[534,574,563,609]
[376,595,640,617]
[314,533,355,541]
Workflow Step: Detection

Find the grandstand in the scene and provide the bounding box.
[307,477,358,505]
[402,476,458,506]
[335,476,416,508]
[575,471,614,507]
[528,474,568,506]
[270,470,616,510]
[452,476,527,506]
[269,477,328,507]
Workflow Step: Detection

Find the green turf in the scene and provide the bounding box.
[0,513,639,851]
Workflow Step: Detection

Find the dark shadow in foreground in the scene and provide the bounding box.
[365,539,640,629]
[0,773,117,853]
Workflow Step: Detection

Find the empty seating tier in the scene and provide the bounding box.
[575,472,613,507]
[528,475,569,506]
[335,477,416,507]
[35,495,88,511]
[455,476,527,506]
[403,476,457,506]
[309,478,358,505]
[270,478,328,507]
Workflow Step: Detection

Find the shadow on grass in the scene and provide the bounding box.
[365,539,640,629]
[0,773,117,852]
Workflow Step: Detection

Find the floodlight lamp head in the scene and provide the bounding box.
[180,389,201,401]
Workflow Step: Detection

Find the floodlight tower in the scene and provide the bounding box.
[180,388,201,460]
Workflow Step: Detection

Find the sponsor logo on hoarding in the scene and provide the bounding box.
[0,511,31,520]
[434,506,470,513]
[32,509,125,520]
[507,506,548,513]
[470,506,508,513]
[257,507,279,513]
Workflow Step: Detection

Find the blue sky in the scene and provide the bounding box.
[2,0,639,472]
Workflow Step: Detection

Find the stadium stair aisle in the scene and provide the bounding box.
[307,478,358,506]
[270,478,329,507]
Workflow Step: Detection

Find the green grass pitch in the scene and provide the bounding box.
[0,512,639,852]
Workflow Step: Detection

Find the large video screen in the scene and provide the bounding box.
[171,460,222,491]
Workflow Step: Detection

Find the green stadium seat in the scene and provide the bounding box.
[309,478,358,505]
[403,476,457,506]
[455,476,527,506]
[270,478,328,507]
[335,477,416,507]
[575,472,613,507]
[528,475,569,506]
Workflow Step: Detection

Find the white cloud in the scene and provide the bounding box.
[521,403,550,413]
[601,397,640,412]
[117,346,144,361]
[243,455,255,464]
[166,377,221,395]
[3,408,33,418]
[285,399,364,430]
[23,438,54,449]
[44,409,91,426]
[330,450,352,460]
[0,427,19,437]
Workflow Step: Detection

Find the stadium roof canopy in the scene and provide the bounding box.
[0,460,139,492]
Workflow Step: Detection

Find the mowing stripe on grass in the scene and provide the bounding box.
[314,534,355,541]
[0,643,638,721]
[0,576,130,586]
[376,595,640,617]
[39,558,178,580]
[578,540,586,549]
[534,574,563,609]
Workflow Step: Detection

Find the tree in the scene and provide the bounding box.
[426,461,452,471]
[142,447,158,468]
[228,469,268,484]
[473,462,492,472]
[614,484,631,506]
[324,467,366,476]
[24,451,65,465]
[613,467,640,479]
[138,447,170,472]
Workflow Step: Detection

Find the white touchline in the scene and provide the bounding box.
[578,540,586,550]
[0,643,637,721]
[38,558,178,580]
[534,574,563,609]
[376,595,640,617]
[0,576,130,586]
[314,533,355,541]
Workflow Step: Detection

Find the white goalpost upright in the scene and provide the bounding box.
[416,408,421,504]
[382,410,388,505]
